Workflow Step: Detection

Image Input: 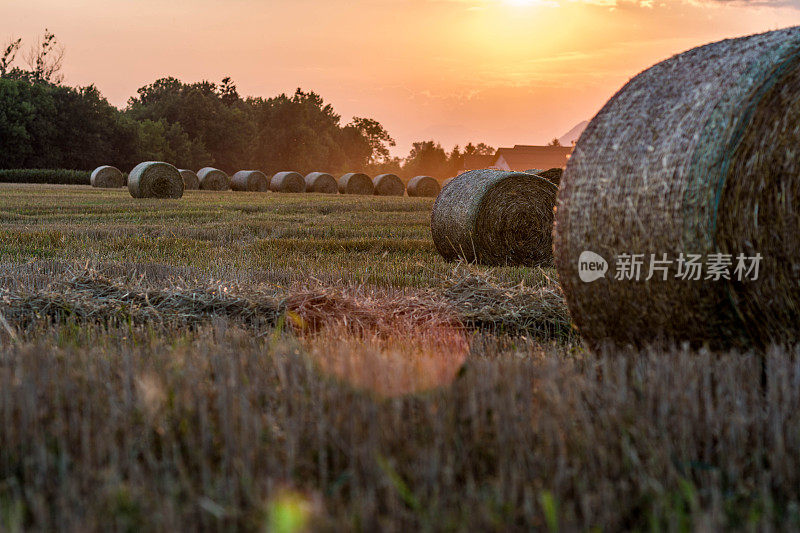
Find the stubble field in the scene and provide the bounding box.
[0,184,798,531]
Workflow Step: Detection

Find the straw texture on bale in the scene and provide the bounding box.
[178,169,199,190]
[338,173,374,195]
[128,162,184,199]
[442,177,455,190]
[373,174,405,196]
[231,170,269,192]
[304,172,338,193]
[197,167,229,191]
[90,166,125,188]
[536,168,563,187]
[270,172,305,193]
[554,27,800,348]
[407,175,441,197]
[431,169,557,266]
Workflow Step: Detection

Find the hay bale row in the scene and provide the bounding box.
[305,172,338,193]
[407,175,440,197]
[554,26,800,348]
[197,167,230,191]
[128,162,184,199]
[179,169,199,190]
[431,170,557,266]
[231,170,269,192]
[270,172,305,193]
[373,174,405,196]
[91,166,125,188]
[338,173,374,195]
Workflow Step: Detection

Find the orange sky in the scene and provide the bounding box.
[2,0,800,155]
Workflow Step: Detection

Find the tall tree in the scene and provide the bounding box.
[403,140,449,178]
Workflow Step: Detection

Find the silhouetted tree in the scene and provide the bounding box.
[404,140,449,178]
[0,37,21,77]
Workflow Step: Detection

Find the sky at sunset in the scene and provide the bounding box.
[3,0,800,156]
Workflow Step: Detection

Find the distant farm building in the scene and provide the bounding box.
[459,145,573,174]
[493,145,573,172]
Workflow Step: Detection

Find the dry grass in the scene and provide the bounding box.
[0,184,798,530]
[1,321,799,530]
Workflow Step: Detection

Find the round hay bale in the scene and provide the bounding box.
[304,172,338,193]
[231,170,269,192]
[373,174,405,196]
[128,161,184,199]
[270,171,305,193]
[407,175,440,197]
[442,177,455,189]
[178,169,199,190]
[197,167,230,191]
[338,173,374,195]
[90,166,125,188]
[431,169,557,266]
[554,27,800,348]
[537,168,563,187]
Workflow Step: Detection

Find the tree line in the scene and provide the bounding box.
[0,31,494,179]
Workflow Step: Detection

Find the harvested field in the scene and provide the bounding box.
[0,183,797,531]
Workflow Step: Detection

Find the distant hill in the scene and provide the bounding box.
[558,120,589,146]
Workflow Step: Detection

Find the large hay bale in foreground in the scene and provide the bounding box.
[431,170,557,266]
[197,167,229,191]
[270,172,305,193]
[128,162,184,199]
[555,27,800,348]
[231,170,269,192]
[178,169,199,190]
[304,172,338,193]
[407,175,440,197]
[90,166,125,188]
[373,174,405,196]
[338,173,374,195]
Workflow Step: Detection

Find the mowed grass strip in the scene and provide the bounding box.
[0,184,545,288]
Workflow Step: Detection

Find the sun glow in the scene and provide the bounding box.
[504,0,540,5]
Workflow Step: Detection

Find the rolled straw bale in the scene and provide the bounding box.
[231,170,269,192]
[373,174,405,196]
[431,169,557,266]
[537,168,563,187]
[338,173,374,195]
[304,172,338,193]
[407,175,441,197]
[197,167,230,191]
[554,27,800,348]
[442,177,455,189]
[178,169,199,190]
[128,161,184,199]
[91,166,125,188]
[270,171,305,193]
